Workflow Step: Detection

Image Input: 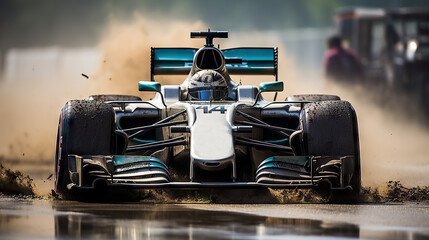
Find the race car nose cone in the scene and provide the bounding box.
[190,104,235,177]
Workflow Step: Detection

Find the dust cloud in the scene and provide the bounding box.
[0,15,428,198]
[93,16,207,91]
[324,81,429,187]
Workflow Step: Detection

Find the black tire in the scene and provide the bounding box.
[54,100,115,200]
[286,94,340,102]
[88,94,142,102]
[301,100,361,203]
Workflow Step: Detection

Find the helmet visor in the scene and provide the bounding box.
[188,86,227,100]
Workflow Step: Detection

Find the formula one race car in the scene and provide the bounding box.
[54,30,361,202]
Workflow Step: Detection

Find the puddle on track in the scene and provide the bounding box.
[0,197,428,240]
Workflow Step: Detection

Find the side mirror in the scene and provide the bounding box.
[138,81,161,92]
[138,81,167,107]
[259,81,283,92]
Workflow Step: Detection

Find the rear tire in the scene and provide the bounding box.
[54,100,115,200]
[301,100,361,203]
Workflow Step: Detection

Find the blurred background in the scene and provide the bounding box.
[1,0,429,194]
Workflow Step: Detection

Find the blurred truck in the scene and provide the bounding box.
[334,8,429,112]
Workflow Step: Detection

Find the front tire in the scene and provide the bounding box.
[301,100,361,203]
[54,100,115,200]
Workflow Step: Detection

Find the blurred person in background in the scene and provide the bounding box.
[324,34,363,81]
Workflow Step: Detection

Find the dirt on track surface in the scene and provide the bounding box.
[0,163,34,195]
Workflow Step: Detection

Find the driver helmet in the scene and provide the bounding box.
[188,70,228,100]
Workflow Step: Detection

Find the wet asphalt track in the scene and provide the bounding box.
[0,196,428,240]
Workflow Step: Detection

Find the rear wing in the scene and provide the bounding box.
[150,47,278,81]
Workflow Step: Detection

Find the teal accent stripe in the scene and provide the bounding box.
[265,138,289,144]
[132,139,157,143]
[113,155,166,168]
[259,156,309,168]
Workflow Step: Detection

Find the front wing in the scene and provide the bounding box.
[67,154,356,192]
